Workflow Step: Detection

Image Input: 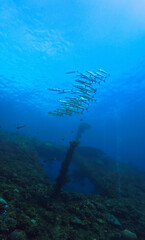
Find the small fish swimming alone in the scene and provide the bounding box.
[66,71,78,74]
[47,88,62,92]
[16,125,25,129]
[51,157,56,161]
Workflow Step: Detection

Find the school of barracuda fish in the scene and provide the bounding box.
[48,69,110,116]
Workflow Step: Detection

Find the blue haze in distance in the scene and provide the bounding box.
[0,0,145,168]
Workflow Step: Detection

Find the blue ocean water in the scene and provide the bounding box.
[0,0,145,189]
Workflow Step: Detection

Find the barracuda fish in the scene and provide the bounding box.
[57,106,72,114]
[75,97,89,104]
[76,80,96,90]
[47,88,62,92]
[87,71,105,83]
[82,90,94,97]
[63,111,72,116]
[63,107,75,113]
[65,97,83,105]
[83,81,94,86]
[65,96,79,100]
[94,74,106,82]
[66,71,78,74]
[70,90,83,94]
[80,94,95,101]
[59,102,79,110]
[87,71,97,78]
[84,82,97,90]
[95,71,107,79]
[67,98,89,106]
[48,88,72,93]
[54,108,72,116]
[76,105,88,110]
[48,68,109,117]
[58,100,68,103]
[48,111,63,116]
[77,73,91,81]
[73,84,90,92]
[79,96,89,102]
[75,79,91,85]
[60,102,71,108]
[58,89,72,94]
[60,102,76,109]
[68,100,88,109]
[87,71,103,79]
[64,106,82,114]
[98,69,110,76]
[54,108,66,112]
[62,100,87,111]
[84,85,97,93]
[63,101,80,108]
[78,98,90,105]
[81,87,96,93]
[73,85,86,93]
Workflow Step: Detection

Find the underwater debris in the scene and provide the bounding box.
[48,69,110,116]
[52,141,79,198]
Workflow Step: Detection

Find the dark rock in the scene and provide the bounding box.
[9,229,27,240]
[106,213,121,226]
[109,232,122,240]
[121,229,137,240]
[72,217,83,225]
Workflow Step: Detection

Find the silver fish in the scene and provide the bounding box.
[55,108,72,116]
[77,73,91,80]
[58,100,68,103]
[94,74,106,82]
[58,89,72,94]
[87,71,105,82]
[66,71,78,74]
[83,84,97,93]
[71,90,83,94]
[80,94,95,101]
[64,106,82,114]
[47,88,62,92]
[75,79,90,85]
[98,69,110,76]
[87,71,97,77]
[48,111,63,116]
